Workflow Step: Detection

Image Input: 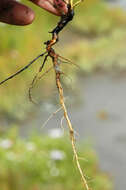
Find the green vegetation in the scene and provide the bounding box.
[68,0,126,72]
[72,0,126,35]
[0,0,126,119]
[0,127,113,190]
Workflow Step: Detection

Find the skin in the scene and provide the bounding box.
[0,0,68,26]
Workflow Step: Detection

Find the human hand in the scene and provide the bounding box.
[0,0,68,26]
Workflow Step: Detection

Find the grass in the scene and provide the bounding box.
[0,127,113,190]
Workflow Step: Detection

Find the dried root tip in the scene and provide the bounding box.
[28,86,38,105]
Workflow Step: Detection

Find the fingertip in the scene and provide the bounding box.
[18,7,35,25]
[30,0,61,16]
[11,4,35,25]
[0,1,35,26]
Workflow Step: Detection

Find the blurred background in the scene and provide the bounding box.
[0,0,126,189]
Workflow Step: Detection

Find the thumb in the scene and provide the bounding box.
[0,0,35,25]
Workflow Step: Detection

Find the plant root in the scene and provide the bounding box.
[52,54,90,190]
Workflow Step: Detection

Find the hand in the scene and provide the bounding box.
[0,0,68,26]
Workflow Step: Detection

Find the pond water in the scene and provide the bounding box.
[106,0,126,9]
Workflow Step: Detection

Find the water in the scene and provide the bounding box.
[72,72,126,190]
[106,0,126,9]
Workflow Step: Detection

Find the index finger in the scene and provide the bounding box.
[30,0,68,16]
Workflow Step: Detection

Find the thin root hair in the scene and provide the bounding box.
[0,52,47,86]
[41,106,63,129]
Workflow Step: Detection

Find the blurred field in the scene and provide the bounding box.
[0,127,113,190]
[0,0,126,120]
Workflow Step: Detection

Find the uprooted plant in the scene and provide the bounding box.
[0,0,90,189]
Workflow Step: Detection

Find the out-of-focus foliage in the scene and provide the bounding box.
[65,29,126,72]
[0,127,113,190]
[0,0,126,119]
[73,0,126,35]
[67,0,126,72]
